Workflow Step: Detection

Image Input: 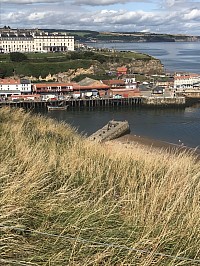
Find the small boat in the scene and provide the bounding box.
[47,105,68,111]
[88,120,130,142]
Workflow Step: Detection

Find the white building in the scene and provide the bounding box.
[0,78,31,97]
[0,27,74,53]
[174,73,200,90]
[124,77,137,89]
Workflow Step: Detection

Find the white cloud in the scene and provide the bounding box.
[73,0,146,5]
[1,0,63,4]
[184,9,200,20]
[162,0,200,9]
[28,12,47,20]
[1,0,200,35]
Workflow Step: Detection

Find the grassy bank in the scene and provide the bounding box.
[0,50,156,79]
[0,107,199,265]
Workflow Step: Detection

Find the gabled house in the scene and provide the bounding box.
[117,66,128,77]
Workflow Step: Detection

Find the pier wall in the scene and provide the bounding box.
[142,97,186,107]
[0,97,142,110]
[0,96,187,110]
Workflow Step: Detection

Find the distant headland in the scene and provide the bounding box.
[42,29,200,43]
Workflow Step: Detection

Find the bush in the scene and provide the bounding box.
[10,52,28,62]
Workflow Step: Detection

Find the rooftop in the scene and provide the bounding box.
[0,79,21,85]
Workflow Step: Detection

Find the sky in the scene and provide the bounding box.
[0,0,200,35]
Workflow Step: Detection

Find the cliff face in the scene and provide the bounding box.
[128,59,164,74]
[21,59,164,82]
[106,59,164,75]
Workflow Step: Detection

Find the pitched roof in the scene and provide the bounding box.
[33,82,75,88]
[117,67,127,72]
[102,79,125,86]
[78,77,101,86]
[0,79,20,85]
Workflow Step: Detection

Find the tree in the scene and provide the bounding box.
[10,52,28,62]
[0,68,6,78]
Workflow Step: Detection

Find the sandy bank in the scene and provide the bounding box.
[111,134,200,159]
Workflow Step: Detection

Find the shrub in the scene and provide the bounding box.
[10,52,28,62]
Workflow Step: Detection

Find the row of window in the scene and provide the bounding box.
[0,87,30,90]
[0,37,73,42]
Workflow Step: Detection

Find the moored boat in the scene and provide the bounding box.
[47,105,68,111]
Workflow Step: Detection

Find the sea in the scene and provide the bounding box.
[40,42,200,149]
[89,41,200,74]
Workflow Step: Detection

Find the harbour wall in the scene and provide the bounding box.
[0,96,190,110]
[142,97,186,107]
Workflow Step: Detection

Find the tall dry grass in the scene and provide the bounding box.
[0,107,199,265]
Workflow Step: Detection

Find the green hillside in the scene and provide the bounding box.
[0,50,155,79]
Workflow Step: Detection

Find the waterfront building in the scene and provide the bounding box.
[110,88,140,98]
[32,82,75,95]
[102,79,125,88]
[0,27,74,53]
[155,80,174,89]
[0,78,31,97]
[32,79,110,98]
[124,77,137,89]
[174,73,200,90]
[77,77,110,97]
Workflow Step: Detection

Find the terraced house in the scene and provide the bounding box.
[0,78,31,97]
[0,27,74,53]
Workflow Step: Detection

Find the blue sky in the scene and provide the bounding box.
[1,0,200,35]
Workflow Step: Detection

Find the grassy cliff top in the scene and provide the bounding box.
[0,108,199,265]
[0,50,156,79]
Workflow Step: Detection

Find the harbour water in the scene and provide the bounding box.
[41,103,200,149]
[40,42,200,149]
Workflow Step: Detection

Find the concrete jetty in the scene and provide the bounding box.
[88,120,130,143]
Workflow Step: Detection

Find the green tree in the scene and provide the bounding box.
[10,52,28,62]
[0,68,6,78]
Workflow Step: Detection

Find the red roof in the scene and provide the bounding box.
[111,88,138,92]
[73,84,109,91]
[0,78,20,85]
[117,67,127,72]
[174,74,200,80]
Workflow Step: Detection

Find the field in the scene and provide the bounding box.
[0,107,199,265]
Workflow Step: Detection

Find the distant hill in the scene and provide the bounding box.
[42,29,200,43]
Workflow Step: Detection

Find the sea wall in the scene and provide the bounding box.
[142,97,186,107]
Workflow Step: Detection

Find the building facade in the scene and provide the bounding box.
[0,27,74,53]
[0,78,31,97]
[174,73,200,90]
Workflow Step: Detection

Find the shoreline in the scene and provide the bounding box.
[114,133,200,159]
